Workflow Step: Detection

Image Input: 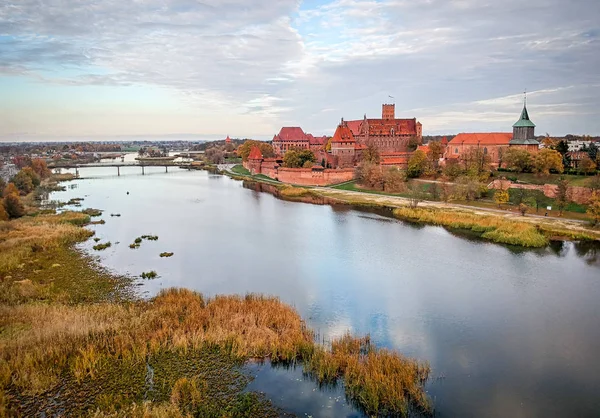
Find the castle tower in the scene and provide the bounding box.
[512,95,536,141]
[382,104,395,120]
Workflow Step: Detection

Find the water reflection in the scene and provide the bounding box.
[48,169,600,417]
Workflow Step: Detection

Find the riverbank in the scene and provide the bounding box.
[228,169,600,247]
[0,179,432,416]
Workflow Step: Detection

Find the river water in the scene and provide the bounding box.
[49,166,600,418]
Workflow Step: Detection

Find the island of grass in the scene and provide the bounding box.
[92,241,112,251]
[0,198,432,416]
[160,252,174,258]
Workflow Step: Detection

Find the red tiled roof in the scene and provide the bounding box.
[417,144,429,152]
[441,136,448,146]
[381,157,410,165]
[354,143,368,150]
[346,120,362,136]
[248,146,263,160]
[275,127,306,141]
[449,133,512,145]
[225,135,231,143]
[309,135,327,145]
[331,123,356,143]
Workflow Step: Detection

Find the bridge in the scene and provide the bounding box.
[49,161,192,176]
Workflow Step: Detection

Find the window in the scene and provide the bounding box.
[454,148,458,154]
[483,147,488,155]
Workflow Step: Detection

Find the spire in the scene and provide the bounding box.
[513,91,535,128]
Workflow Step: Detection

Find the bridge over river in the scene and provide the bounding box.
[49,160,192,176]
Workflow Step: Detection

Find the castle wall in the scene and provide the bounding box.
[276,168,354,186]
[489,179,593,204]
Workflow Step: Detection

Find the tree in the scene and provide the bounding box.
[533,148,564,175]
[426,141,444,171]
[460,148,490,177]
[362,143,380,164]
[31,158,51,179]
[283,149,315,168]
[406,182,426,208]
[11,171,34,195]
[578,155,597,175]
[494,189,509,208]
[407,136,419,152]
[205,146,225,164]
[237,140,275,161]
[555,178,569,216]
[503,148,532,172]
[587,191,600,226]
[21,167,41,187]
[356,162,384,190]
[382,167,406,193]
[454,176,486,201]
[406,150,427,178]
[3,193,25,218]
[442,160,462,180]
[0,178,5,198]
[554,140,569,156]
[518,203,529,216]
[587,174,600,191]
[3,182,19,197]
[0,201,8,221]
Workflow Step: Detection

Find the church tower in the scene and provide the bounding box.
[512,96,536,141]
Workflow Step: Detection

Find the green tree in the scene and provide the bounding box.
[283,149,315,168]
[494,189,510,208]
[460,148,490,177]
[503,148,532,172]
[533,148,564,175]
[554,140,569,156]
[407,136,419,152]
[455,176,485,201]
[11,170,34,195]
[442,160,462,180]
[3,193,25,218]
[587,191,600,226]
[407,150,427,178]
[555,177,569,216]
[237,140,275,161]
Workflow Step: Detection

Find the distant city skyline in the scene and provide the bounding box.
[1,0,599,140]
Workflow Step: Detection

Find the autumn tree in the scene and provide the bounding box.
[555,177,569,216]
[503,148,532,172]
[205,146,225,164]
[587,191,600,226]
[406,182,427,208]
[407,136,420,152]
[31,158,51,179]
[442,160,462,180]
[382,167,406,193]
[460,148,490,178]
[587,174,600,191]
[3,182,19,197]
[578,155,597,175]
[426,141,444,171]
[237,140,275,161]
[406,150,427,178]
[11,170,34,195]
[362,143,380,165]
[3,193,25,218]
[494,189,509,208]
[283,149,315,168]
[356,162,383,190]
[455,176,486,201]
[0,178,5,198]
[533,148,564,175]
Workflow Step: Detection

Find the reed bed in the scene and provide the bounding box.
[0,213,93,274]
[1,289,431,416]
[279,186,311,198]
[393,207,549,247]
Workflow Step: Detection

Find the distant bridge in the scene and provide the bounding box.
[49,161,192,176]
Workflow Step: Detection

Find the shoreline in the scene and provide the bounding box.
[222,169,600,248]
[0,176,432,417]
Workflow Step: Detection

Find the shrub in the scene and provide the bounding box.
[4,194,26,219]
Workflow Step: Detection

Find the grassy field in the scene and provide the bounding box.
[494,171,596,187]
[0,181,432,417]
[231,164,250,176]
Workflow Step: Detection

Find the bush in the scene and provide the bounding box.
[4,193,26,218]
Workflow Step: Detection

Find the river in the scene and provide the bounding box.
[49,165,600,418]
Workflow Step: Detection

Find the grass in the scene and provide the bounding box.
[279,186,312,198]
[140,271,158,279]
[160,252,174,258]
[93,242,112,251]
[495,171,594,187]
[231,165,250,176]
[82,208,103,217]
[141,235,158,241]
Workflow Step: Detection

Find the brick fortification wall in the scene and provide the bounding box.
[489,180,593,204]
[276,168,354,186]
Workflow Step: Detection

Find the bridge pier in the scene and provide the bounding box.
[165,166,168,173]
[75,167,79,177]
[142,166,145,175]
[117,166,120,176]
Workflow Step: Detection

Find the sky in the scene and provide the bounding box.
[0,0,599,141]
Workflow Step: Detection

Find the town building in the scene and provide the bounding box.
[225,135,232,144]
[0,163,18,183]
[271,127,327,155]
[345,104,423,152]
[445,100,540,166]
[567,140,593,152]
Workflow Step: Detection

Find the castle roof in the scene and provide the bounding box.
[248,146,263,160]
[346,120,363,136]
[331,123,356,143]
[274,127,307,141]
[346,118,418,136]
[513,105,536,128]
[449,133,513,145]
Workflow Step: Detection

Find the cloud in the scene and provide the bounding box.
[0,0,599,137]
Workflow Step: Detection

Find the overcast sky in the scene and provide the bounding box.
[1,0,599,141]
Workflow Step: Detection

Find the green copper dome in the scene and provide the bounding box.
[513,105,536,128]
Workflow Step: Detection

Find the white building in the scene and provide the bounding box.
[567,140,593,152]
[0,163,18,183]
